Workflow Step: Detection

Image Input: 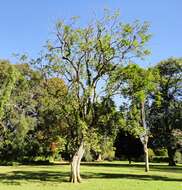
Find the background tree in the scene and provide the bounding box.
[0,62,40,161]
[0,60,20,162]
[0,60,19,121]
[149,58,182,166]
[26,77,68,161]
[0,60,68,163]
[114,130,144,164]
[109,64,156,171]
[92,97,119,161]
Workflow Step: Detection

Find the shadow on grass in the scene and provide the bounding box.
[0,162,181,185]
[83,172,182,182]
[81,162,182,173]
[0,170,70,185]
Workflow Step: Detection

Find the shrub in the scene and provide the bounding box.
[102,149,115,161]
[83,149,93,162]
[174,151,182,164]
[101,141,115,161]
[152,156,169,163]
[154,148,168,156]
[148,148,155,161]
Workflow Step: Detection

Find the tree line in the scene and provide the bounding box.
[0,11,181,183]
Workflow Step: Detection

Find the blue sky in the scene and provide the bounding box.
[0,0,181,67]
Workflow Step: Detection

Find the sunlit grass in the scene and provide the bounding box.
[0,161,181,190]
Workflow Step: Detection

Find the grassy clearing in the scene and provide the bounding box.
[0,161,181,190]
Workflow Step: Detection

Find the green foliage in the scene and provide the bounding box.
[101,140,115,161]
[36,10,151,156]
[109,64,156,141]
[0,60,20,120]
[154,149,168,157]
[83,148,94,162]
[0,10,181,172]
[148,58,182,165]
[123,104,144,137]
[148,148,155,161]
[0,62,41,161]
[25,76,68,160]
[174,151,182,164]
[152,156,169,163]
[149,58,182,150]
[0,60,69,162]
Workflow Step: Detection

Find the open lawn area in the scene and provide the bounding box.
[0,162,181,190]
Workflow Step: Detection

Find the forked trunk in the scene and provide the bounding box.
[70,141,85,183]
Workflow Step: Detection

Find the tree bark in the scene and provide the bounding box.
[143,136,149,172]
[141,101,149,172]
[167,147,176,166]
[70,141,85,183]
[97,153,102,161]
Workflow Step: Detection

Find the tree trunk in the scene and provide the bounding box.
[143,136,149,172]
[167,147,176,166]
[70,141,85,183]
[97,153,102,161]
[141,101,149,172]
[128,158,132,165]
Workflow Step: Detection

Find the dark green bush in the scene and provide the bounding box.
[152,156,169,163]
[154,148,168,156]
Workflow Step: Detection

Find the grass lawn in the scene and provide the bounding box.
[0,161,181,190]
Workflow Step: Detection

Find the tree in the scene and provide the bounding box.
[109,64,156,171]
[0,60,68,162]
[0,62,40,161]
[0,60,20,121]
[14,62,68,161]
[92,97,119,161]
[114,130,144,164]
[25,77,68,161]
[34,10,151,182]
[149,58,182,166]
